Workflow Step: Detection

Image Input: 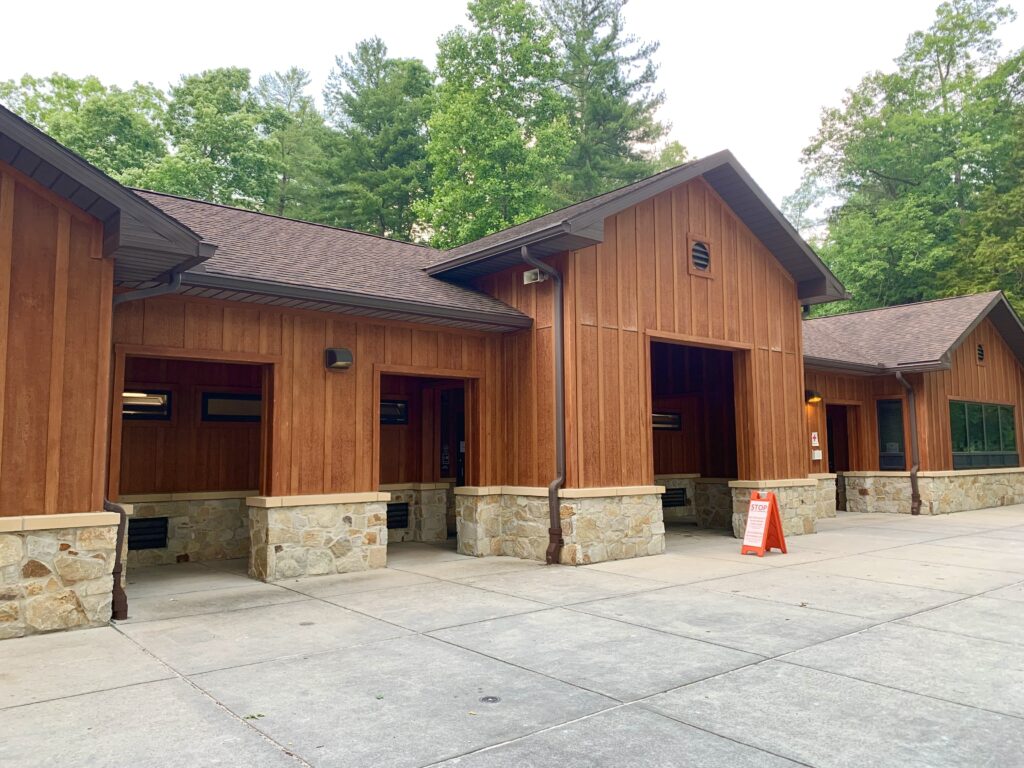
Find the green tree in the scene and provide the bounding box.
[0,73,167,180]
[320,38,433,240]
[543,0,669,198]
[136,68,276,208]
[791,0,1020,314]
[255,67,327,218]
[419,0,573,248]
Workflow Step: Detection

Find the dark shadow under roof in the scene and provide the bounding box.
[134,191,531,332]
[428,150,847,305]
[803,292,1024,373]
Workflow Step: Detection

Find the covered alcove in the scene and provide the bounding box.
[112,353,269,571]
[377,373,467,551]
[650,340,738,530]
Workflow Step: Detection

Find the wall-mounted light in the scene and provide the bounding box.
[805,389,823,404]
[325,348,353,370]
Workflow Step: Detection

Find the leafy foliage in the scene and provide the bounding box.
[321,38,433,240]
[790,0,1023,314]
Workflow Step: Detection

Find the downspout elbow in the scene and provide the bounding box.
[895,372,922,515]
[520,246,566,563]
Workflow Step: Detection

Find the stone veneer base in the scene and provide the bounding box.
[122,495,250,566]
[379,485,450,544]
[1,520,118,639]
[730,476,836,539]
[456,490,664,565]
[248,501,387,581]
[844,469,1024,515]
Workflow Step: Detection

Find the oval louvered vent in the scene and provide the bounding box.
[977,344,985,362]
[691,241,710,271]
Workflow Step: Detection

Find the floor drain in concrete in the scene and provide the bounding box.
[479,696,501,704]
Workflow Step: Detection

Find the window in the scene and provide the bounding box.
[652,411,682,431]
[201,392,261,422]
[949,400,1018,469]
[876,399,905,470]
[122,390,171,421]
[380,399,409,425]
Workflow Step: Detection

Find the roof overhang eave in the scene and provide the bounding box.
[179,271,533,332]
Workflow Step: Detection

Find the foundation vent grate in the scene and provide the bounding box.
[386,502,410,529]
[662,487,689,508]
[128,517,169,550]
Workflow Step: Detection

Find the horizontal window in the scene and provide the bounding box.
[380,400,408,425]
[122,390,171,421]
[950,400,1018,469]
[202,392,261,422]
[652,412,681,431]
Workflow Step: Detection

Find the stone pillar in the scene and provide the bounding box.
[0,512,120,639]
[454,486,665,565]
[454,489,504,556]
[729,480,820,538]
[809,473,838,520]
[247,494,389,581]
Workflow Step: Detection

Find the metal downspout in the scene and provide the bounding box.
[106,271,185,619]
[520,246,566,564]
[895,372,922,515]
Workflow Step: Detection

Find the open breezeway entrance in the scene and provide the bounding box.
[650,340,738,532]
[110,351,272,584]
[376,372,471,554]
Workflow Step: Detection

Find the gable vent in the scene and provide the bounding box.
[691,241,710,271]
[977,344,985,363]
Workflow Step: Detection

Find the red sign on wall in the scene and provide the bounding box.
[740,491,787,557]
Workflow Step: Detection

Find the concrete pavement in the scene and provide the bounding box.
[2,506,1023,767]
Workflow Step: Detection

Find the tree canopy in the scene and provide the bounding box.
[0,0,678,248]
[789,0,1023,314]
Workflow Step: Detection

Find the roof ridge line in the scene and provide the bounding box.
[805,291,1001,322]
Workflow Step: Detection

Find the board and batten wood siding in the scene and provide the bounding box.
[475,176,809,487]
[803,369,907,473]
[0,161,112,517]
[919,318,1024,471]
[110,295,505,498]
[119,358,262,494]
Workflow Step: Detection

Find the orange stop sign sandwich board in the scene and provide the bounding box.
[740,491,787,557]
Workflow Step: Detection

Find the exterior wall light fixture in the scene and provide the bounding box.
[805,389,823,404]
[325,348,354,370]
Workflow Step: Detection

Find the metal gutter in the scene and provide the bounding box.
[426,222,574,276]
[895,372,922,515]
[520,246,566,564]
[179,271,533,332]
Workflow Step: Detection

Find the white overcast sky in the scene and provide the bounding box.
[3,0,1023,205]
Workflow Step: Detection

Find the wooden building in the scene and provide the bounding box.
[2,103,1021,638]
[803,292,1024,514]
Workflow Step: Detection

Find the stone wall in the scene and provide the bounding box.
[0,515,119,639]
[123,495,249,566]
[730,479,829,539]
[845,469,1024,515]
[455,488,664,565]
[693,479,733,529]
[248,498,388,581]
[380,485,449,544]
[656,475,697,524]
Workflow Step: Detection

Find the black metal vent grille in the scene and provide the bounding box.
[691,241,710,270]
[977,344,985,362]
[386,502,410,529]
[128,517,169,550]
[662,487,689,508]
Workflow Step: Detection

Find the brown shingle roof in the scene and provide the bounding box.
[134,191,530,330]
[803,292,1014,371]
